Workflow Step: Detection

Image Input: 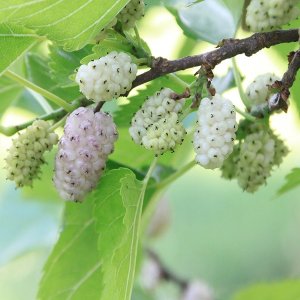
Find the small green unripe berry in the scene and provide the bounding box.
[5,120,58,188]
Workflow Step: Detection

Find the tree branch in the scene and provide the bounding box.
[147,249,188,289]
[249,48,300,115]
[282,49,300,89]
[0,98,92,136]
[268,49,300,112]
[132,29,299,89]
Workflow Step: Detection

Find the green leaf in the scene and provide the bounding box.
[277,168,300,196]
[0,0,131,51]
[0,77,22,117]
[49,44,93,88]
[80,30,151,65]
[212,69,235,93]
[164,0,243,44]
[0,76,46,119]
[0,23,38,76]
[111,127,154,168]
[232,280,300,300]
[187,0,204,6]
[80,31,134,64]
[94,168,144,300]
[0,188,61,265]
[38,200,102,300]
[24,52,80,103]
[222,0,245,25]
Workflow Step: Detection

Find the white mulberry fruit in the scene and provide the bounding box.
[53,107,118,202]
[193,94,237,169]
[75,51,137,102]
[5,120,58,188]
[118,0,145,30]
[246,73,279,113]
[129,88,186,155]
[221,144,241,180]
[182,280,214,300]
[245,0,300,32]
[272,133,289,166]
[236,130,275,192]
[140,257,161,290]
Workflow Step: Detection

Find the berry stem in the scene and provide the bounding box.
[0,108,67,136]
[134,57,149,66]
[168,73,190,89]
[49,115,68,132]
[134,26,143,51]
[0,125,15,136]
[180,104,194,121]
[231,57,251,109]
[127,156,157,290]
[4,70,74,112]
[156,160,196,190]
[235,106,256,122]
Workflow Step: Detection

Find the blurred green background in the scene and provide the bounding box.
[1,1,300,300]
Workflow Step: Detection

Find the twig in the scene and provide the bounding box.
[94,101,105,113]
[4,70,74,112]
[147,249,188,289]
[0,98,91,136]
[246,48,300,116]
[131,29,299,89]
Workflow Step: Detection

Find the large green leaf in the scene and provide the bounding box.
[0,77,22,117]
[0,76,47,119]
[38,200,102,300]
[232,280,300,300]
[80,30,151,66]
[49,44,93,88]
[94,168,144,300]
[39,168,146,300]
[164,0,243,44]
[0,0,131,51]
[277,168,300,196]
[0,188,62,265]
[24,52,80,103]
[0,23,38,75]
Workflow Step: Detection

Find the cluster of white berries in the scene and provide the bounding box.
[117,0,145,30]
[272,133,289,166]
[129,88,186,155]
[75,51,137,102]
[220,144,240,180]
[236,130,275,192]
[246,0,300,32]
[246,73,279,113]
[53,107,118,202]
[5,120,58,188]
[221,124,289,193]
[193,94,237,169]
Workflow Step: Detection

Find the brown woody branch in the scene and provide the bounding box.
[147,249,188,289]
[132,29,299,89]
[268,49,300,112]
[250,48,300,116]
[282,49,300,89]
